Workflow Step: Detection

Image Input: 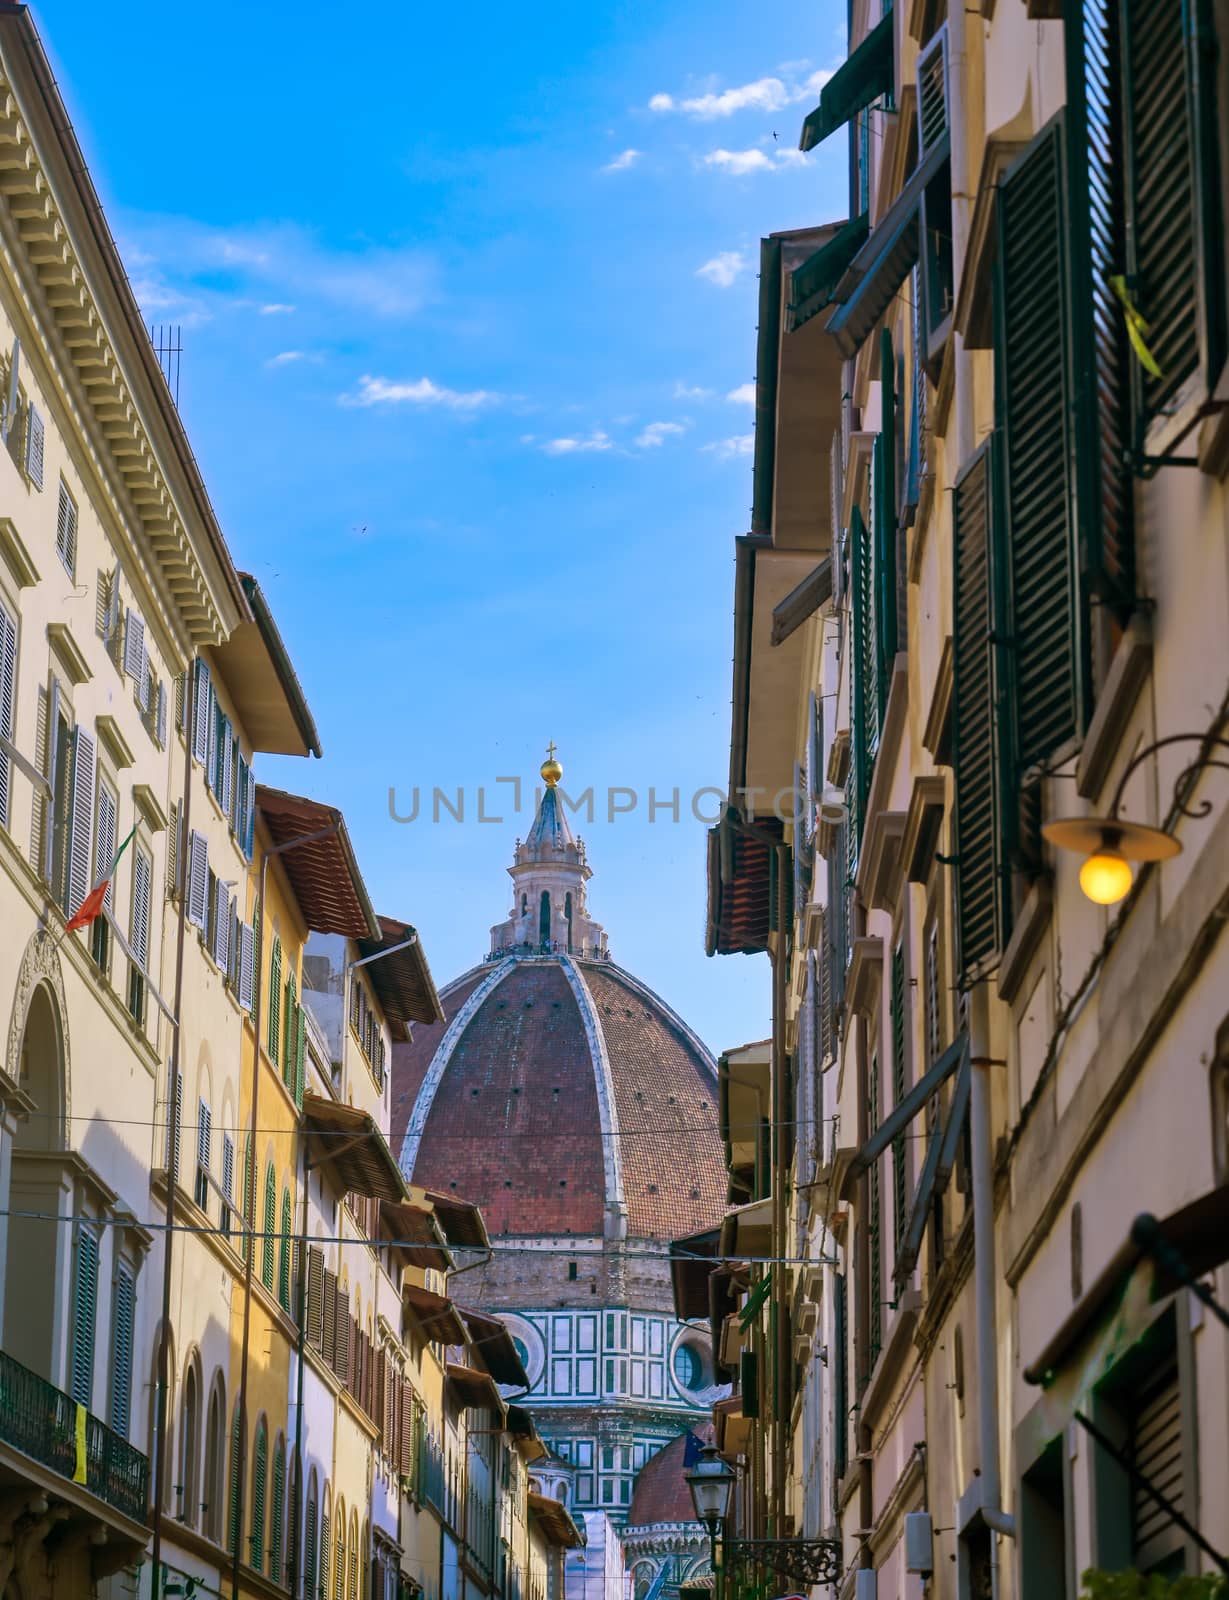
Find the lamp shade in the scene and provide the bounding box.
[685,1442,736,1529]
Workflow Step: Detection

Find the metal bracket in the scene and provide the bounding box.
[726,1538,842,1589]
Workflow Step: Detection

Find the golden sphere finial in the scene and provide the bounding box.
[541,740,563,787]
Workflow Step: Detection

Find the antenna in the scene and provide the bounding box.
[149,324,182,407]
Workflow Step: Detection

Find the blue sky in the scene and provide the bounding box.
[46,0,848,1053]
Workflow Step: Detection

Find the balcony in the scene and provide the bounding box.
[0,1347,149,1524]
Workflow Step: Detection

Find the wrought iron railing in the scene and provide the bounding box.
[0,1347,149,1523]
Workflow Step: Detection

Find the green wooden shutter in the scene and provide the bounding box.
[70,1225,99,1406]
[995,115,1086,773]
[262,1163,277,1292]
[252,1421,267,1571]
[321,1507,331,1600]
[271,1440,285,1582]
[849,502,877,870]
[228,1404,242,1555]
[306,1494,319,1597]
[253,895,263,995]
[109,1264,135,1435]
[891,943,908,1255]
[952,442,1006,978]
[833,1273,848,1483]
[279,1189,292,1312]
[868,1052,882,1372]
[295,1005,306,1109]
[283,973,296,1085]
[242,1136,255,1262]
[268,938,282,1062]
[876,328,898,696]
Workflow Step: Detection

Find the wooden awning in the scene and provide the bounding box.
[706,812,784,957]
[256,786,378,937]
[403,1282,467,1346]
[301,1092,406,1202]
[446,1362,506,1415]
[379,1199,452,1271]
[528,1493,586,1550]
[669,1226,722,1322]
[422,1190,490,1251]
[356,915,445,1040]
[459,1307,530,1387]
[506,1405,548,1461]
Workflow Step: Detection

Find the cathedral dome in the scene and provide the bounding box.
[391,753,726,1244]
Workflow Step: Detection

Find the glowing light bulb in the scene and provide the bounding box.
[1079,848,1133,905]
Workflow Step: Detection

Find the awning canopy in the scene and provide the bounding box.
[827,133,951,359]
[720,1197,773,1259]
[255,786,378,938]
[211,573,322,758]
[771,558,834,646]
[720,1042,772,1179]
[528,1493,586,1550]
[301,1091,407,1201]
[713,1394,752,1459]
[403,1281,467,1346]
[506,1404,549,1460]
[421,1190,490,1252]
[799,12,894,151]
[788,215,868,331]
[1024,1184,1229,1387]
[705,812,784,958]
[446,1362,506,1415]
[379,1198,452,1272]
[670,1226,723,1321]
[459,1307,530,1388]
[356,915,445,1040]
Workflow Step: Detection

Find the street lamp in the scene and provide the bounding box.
[1043,732,1229,905]
[685,1442,736,1599]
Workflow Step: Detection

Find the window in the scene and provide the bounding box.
[251,1417,268,1572]
[916,25,953,365]
[204,1377,225,1542]
[91,773,118,973]
[227,1404,242,1554]
[672,1344,702,1390]
[195,1100,212,1213]
[0,598,16,832]
[128,843,153,1025]
[109,1263,135,1435]
[55,481,77,577]
[305,1478,319,1599]
[279,1188,292,1313]
[262,1162,277,1292]
[221,1133,234,1239]
[180,1364,200,1528]
[269,938,282,1062]
[70,1224,99,1407]
[123,608,147,706]
[187,829,208,930]
[270,1436,285,1583]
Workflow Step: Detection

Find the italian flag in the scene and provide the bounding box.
[66,824,136,932]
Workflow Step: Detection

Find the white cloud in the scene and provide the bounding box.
[703,147,809,177]
[267,350,308,366]
[702,433,755,460]
[260,302,296,315]
[696,251,748,288]
[542,430,613,456]
[602,148,641,173]
[649,76,791,119]
[727,382,756,405]
[674,382,713,401]
[635,421,687,449]
[341,374,500,410]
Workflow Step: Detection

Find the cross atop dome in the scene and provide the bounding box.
[489,747,609,959]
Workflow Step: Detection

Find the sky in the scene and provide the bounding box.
[43,0,849,1054]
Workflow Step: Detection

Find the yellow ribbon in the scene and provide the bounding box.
[72,1403,87,1484]
[1109,275,1164,379]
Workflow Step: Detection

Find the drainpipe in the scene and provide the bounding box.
[291,1146,311,1598]
[969,990,1015,1575]
[770,842,791,1535]
[149,660,196,1599]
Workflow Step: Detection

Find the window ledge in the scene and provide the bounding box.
[1075,613,1153,800]
[858,809,907,913]
[900,774,947,886]
[95,714,135,770]
[996,878,1052,1005]
[46,622,92,686]
[0,516,39,587]
[846,936,885,1020]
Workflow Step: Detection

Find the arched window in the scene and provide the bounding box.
[251,1416,268,1572]
[203,1376,225,1543]
[521,893,528,917]
[539,891,551,947]
[334,1500,347,1600]
[564,892,573,952]
[270,1434,285,1582]
[262,1161,277,1291]
[179,1362,200,1528]
[305,1471,320,1599]
[349,1509,359,1600]
[227,1402,242,1555]
[278,1188,292,1312]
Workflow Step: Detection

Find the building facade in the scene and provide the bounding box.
[693,2,1229,1598]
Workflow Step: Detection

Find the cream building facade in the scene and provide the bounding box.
[695,1,1229,1596]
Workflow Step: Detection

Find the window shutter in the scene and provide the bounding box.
[166,800,180,899]
[206,692,219,795]
[996,117,1086,772]
[213,880,230,971]
[227,1405,242,1554]
[868,1052,883,1368]
[849,502,877,867]
[164,1064,183,1180]
[220,720,234,820]
[70,1224,99,1406]
[197,1100,212,1213]
[0,600,16,829]
[307,1247,325,1351]
[252,1423,267,1571]
[67,724,96,919]
[1131,1350,1185,1571]
[890,943,909,1253]
[399,1384,415,1476]
[279,1189,292,1312]
[131,846,152,969]
[334,1291,351,1385]
[295,1005,306,1108]
[187,830,208,929]
[222,1132,235,1237]
[192,660,210,765]
[917,26,949,152]
[245,766,256,857]
[305,1496,319,1597]
[320,1508,331,1600]
[240,921,255,1011]
[271,1442,285,1582]
[155,680,167,748]
[55,483,77,575]
[876,331,898,695]
[833,1273,848,1481]
[263,1164,277,1292]
[24,402,44,488]
[952,442,1006,979]
[242,1136,255,1261]
[322,1268,337,1365]
[269,939,282,1062]
[123,608,145,685]
[96,780,117,915]
[109,1264,135,1436]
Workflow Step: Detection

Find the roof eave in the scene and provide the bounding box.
[238,574,323,757]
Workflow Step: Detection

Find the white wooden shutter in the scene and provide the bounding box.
[198,1100,212,1180]
[0,600,16,829]
[192,659,210,764]
[187,829,208,929]
[220,721,234,821]
[213,880,230,970]
[123,609,146,684]
[221,1131,235,1235]
[96,780,117,914]
[66,725,96,917]
[24,403,44,489]
[916,25,949,154]
[165,1064,182,1175]
[239,921,255,1011]
[131,845,152,967]
[155,680,167,747]
[206,691,218,794]
[245,767,256,857]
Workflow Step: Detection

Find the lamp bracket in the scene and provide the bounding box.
[725,1537,843,1589]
